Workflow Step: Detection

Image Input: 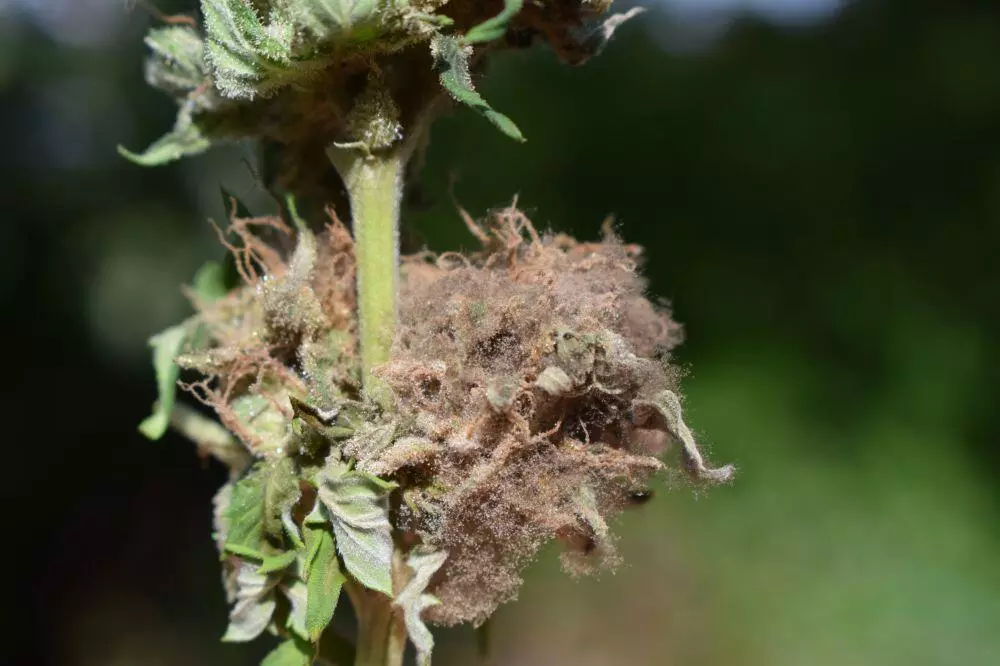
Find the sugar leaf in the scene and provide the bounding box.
[395,547,448,666]
[464,0,523,45]
[143,25,208,98]
[430,34,524,143]
[118,106,212,166]
[225,458,301,558]
[222,561,280,642]
[304,523,345,641]
[316,468,395,595]
[277,0,384,41]
[202,0,330,100]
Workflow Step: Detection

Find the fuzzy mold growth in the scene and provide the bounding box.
[125,2,731,664]
[176,201,733,631]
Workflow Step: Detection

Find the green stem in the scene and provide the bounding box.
[347,582,407,666]
[327,148,405,406]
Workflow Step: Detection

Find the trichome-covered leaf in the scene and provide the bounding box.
[118,106,212,166]
[143,25,209,98]
[222,561,280,642]
[232,393,296,454]
[430,34,524,143]
[316,468,395,595]
[225,458,301,558]
[277,0,385,42]
[303,523,345,641]
[395,547,447,666]
[464,0,523,45]
[202,0,326,100]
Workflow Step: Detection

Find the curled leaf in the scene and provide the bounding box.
[358,436,439,477]
[632,390,735,483]
[138,322,190,440]
[395,547,448,666]
[316,468,395,595]
[535,366,573,396]
[566,7,646,64]
[257,549,299,574]
[222,561,280,642]
[430,34,524,143]
[118,106,212,166]
[464,0,523,45]
[138,259,233,440]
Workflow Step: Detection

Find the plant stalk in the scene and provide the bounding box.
[327,148,405,406]
[347,582,407,666]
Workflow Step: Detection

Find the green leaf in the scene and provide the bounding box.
[283,505,306,549]
[213,481,235,552]
[170,403,252,473]
[118,106,212,166]
[192,260,229,302]
[316,468,395,595]
[202,0,331,100]
[223,561,280,642]
[261,636,313,666]
[304,524,345,641]
[258,549,300,574]
[138,322,190,440]
[430,35,524,143]
[143,25,208,98]
[138,256,233,440]
[464,0,523,45]
[231,393,296,454]
[277,0,385,42]
[282,577,310,640]
[395,547,448,666]
[225,458,302,558]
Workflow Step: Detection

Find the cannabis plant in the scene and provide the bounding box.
[123,2,733,665]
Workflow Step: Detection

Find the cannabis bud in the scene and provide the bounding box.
[121,1,644,168]
[128,2,731,665]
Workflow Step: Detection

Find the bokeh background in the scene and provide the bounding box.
[2,0,998,664]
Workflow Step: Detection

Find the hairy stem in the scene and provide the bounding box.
[327,148,405,406]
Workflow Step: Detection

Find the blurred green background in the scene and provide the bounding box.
[2,1,998,664]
